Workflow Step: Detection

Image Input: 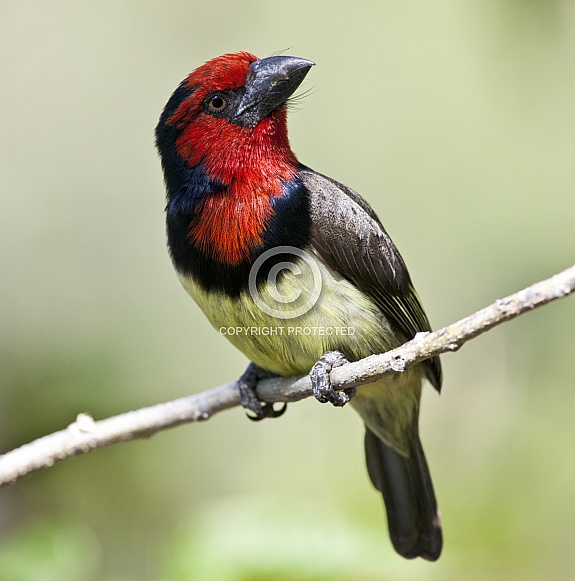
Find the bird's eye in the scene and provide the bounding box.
[207,94,226,112]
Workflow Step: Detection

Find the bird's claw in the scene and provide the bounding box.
[238,363,286,421]
[240,384,287,421]
[310,351,356,407]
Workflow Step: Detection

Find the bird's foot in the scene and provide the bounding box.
[238,362,287,421]
[310,351,356,407]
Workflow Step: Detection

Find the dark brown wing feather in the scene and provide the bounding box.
[300,167,442,391]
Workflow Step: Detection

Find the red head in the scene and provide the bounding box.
[158,52,314,186]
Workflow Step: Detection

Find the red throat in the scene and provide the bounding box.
[164,52,300,265]
[177,109,298,265]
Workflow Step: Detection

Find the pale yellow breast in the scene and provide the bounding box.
[178,251,398,376]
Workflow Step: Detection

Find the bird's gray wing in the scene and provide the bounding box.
[300,167,442,391]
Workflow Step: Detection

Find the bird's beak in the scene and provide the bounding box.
[233,55,314,127]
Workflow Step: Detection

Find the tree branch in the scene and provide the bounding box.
[1,264,574,487]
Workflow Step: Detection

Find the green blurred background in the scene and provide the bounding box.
[1,1,575,579]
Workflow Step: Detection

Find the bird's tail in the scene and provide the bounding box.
[364,425,442,561]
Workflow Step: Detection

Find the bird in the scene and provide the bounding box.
[155,51,443,561]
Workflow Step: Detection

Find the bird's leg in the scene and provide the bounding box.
[310,350,356,407]
[238,362,287,421]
